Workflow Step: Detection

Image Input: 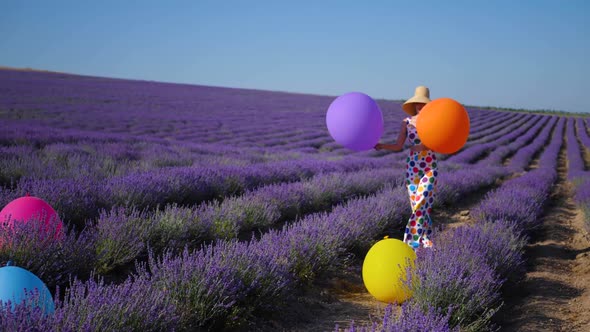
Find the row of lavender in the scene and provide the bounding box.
[1,166,407,285]
[566,117,590,232]
[0,154,404,227]
[342,116,565,331]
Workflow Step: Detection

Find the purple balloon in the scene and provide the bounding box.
[326,92,384,151]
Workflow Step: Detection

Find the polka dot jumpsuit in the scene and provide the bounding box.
[403,116,438,249]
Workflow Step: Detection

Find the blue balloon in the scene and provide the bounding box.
[0,265,55,314]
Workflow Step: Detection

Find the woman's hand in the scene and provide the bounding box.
[375,143,403,152]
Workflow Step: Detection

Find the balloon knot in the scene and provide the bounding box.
[6,260,14,266]
[26,192,30,197]
[384,235,389,239]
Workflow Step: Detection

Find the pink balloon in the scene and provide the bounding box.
[0,195,64,244]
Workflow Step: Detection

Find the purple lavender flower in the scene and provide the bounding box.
[93,206,153,274]
[412,239,503,330]
[0,216,96,290]
[340,302,459,332]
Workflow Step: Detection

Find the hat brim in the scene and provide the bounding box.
[402,96,431,115]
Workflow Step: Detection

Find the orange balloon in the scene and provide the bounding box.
[416,98,470,154]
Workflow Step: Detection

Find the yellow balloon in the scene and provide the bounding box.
[362,237,417,303]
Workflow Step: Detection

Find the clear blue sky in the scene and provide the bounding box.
[1,0,589,113]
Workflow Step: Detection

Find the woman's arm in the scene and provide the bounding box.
[375,122,407,152]
[410,143,427,152]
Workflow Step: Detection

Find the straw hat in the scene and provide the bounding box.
[402,86,431,116]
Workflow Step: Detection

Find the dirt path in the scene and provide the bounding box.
[493,145,590,332]
[251,259,389,332]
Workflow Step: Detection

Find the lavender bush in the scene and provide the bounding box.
[471,175,552,230]
[339,302,458,332]
[0,217,96,289]
[570,117,590,232]
[573,177,590,232]
[147,242,291,330]
[0,274,179,331]
[2,177,107,229]
[411,238,503,330]
[566,117,586,178]
[93,207,153,275]
[456,220,526,279]
[576,117,590,148]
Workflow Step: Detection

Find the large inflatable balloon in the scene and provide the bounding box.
[326,92,384,151]
[362,237,417,304]
[416,98,470,154]
[0,262,55,314]
[0,194,64,244]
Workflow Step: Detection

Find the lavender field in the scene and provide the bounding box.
[1,68,590,331]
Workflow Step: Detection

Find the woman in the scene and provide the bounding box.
[374,86,438,250]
